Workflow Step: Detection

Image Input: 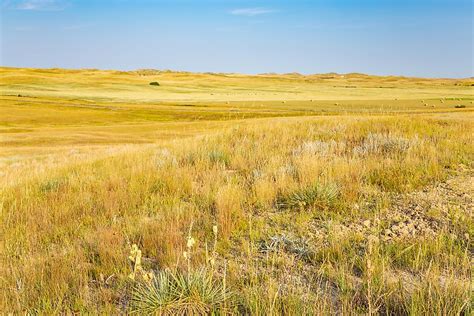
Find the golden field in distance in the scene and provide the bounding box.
[1,67,473,314]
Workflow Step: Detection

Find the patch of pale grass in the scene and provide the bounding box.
[353,132,418,156]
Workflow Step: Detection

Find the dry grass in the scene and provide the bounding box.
[1,67,473,314]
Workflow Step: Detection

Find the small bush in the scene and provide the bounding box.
[149,81,160,86]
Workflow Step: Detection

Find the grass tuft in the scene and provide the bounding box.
[353,133,416,156]
[276,182,340,211]
[130,268,232,315]
[208,150,231,167]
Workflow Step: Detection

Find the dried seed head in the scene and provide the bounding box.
[187,237,196,248]
[367,234,379,245]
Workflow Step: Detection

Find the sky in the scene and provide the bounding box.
[0,0,473,78]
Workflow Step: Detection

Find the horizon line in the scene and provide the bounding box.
[1,65,473,81]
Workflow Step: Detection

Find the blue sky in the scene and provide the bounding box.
[1,0,472,77]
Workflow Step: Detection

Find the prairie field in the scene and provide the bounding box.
[1,67,473,314]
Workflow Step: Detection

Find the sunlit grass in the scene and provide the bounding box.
[0,67,473,313]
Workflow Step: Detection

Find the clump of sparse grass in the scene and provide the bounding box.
[293,140,346,156]
[259,234,314,260]
[39,177,65,193]
[276,182,340,211]
[208,150,230,167]
[399,276,471,315]
[381,271,472,315]
[353,133,416,156]
[154,149,177,168]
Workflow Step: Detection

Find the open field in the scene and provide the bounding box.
[1,67,473,314]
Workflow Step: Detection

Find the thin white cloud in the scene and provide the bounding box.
[14,26,34,31]
[15,0,67,11]
[63,23,94,31]
[230,7,276,17]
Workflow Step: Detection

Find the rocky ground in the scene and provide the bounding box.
[350,169,472,242]
[251,167,474,258]
[241,168,473,312]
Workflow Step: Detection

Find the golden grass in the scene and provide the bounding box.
[0,67,473,314]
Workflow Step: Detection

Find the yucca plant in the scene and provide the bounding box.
[129,225,232,315]
[276,182,340,211]
[130,268,232,315]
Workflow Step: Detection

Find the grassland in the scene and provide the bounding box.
[1,67,473,314]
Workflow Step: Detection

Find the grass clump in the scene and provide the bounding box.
[293,140,346,156]
[398,276,471,315]
[276,182,340,211]
[39,178,65,193]
[130,268,231,315]
[208,150,230,167]
[353,133,415,156]
[381,271,472,315]
[259,234,314,260]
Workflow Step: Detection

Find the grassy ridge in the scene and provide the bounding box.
[2,67,473,101]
